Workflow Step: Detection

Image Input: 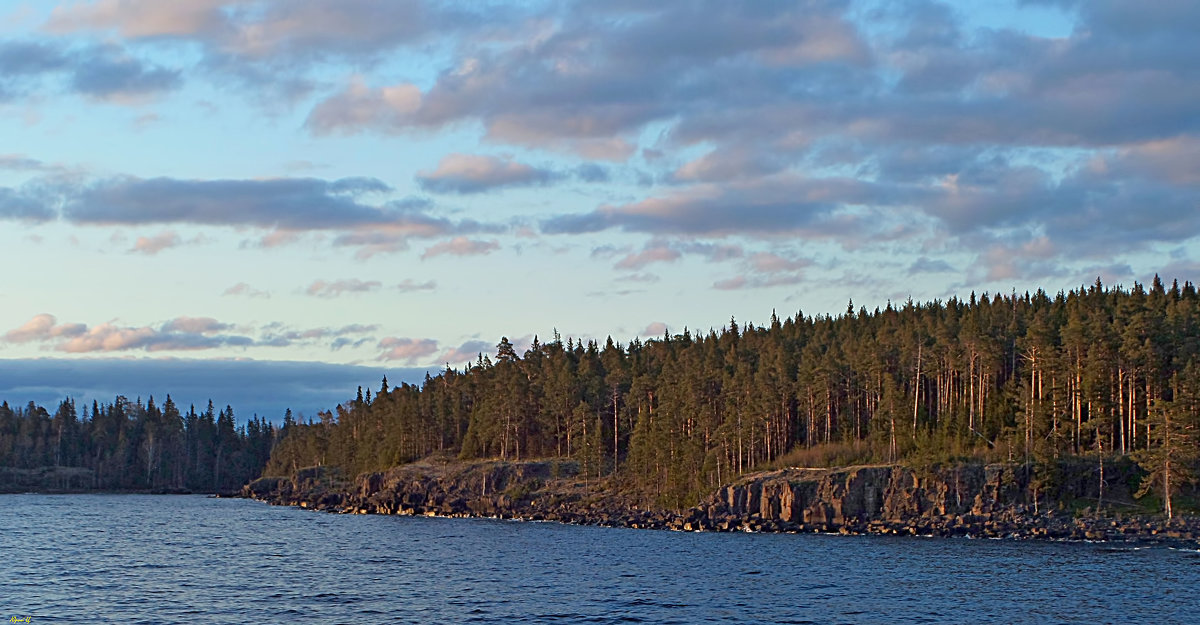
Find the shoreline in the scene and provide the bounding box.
[239,459,1200,546]
[1,488,220,496]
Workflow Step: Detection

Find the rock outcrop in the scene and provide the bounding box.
[684,462,1199,541]
[1,466,96,493]
[244,458,676,528]
[242,459,1200,544]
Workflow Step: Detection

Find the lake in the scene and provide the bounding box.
[1,494,1197,624]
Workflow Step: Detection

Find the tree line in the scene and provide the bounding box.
[266,277,1200,510]
[0,395,276,491]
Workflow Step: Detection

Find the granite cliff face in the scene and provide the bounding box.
[244,458,675,527]
[243,459,1199,542]
[690,464,1059,533]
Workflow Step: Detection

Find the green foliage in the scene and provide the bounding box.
[263,279,1200,509]
[1131,380,1199,519]
[0,395,276,491]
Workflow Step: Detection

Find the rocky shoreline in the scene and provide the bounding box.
[241,458,1200,545]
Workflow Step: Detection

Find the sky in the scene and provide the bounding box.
[1,0,1198,420]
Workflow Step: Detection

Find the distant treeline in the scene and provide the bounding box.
[266,277,1200,509]
[0,396,276,491]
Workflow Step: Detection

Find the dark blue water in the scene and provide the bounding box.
[1,495,1197,624]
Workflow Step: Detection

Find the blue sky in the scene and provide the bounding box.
[2,0,1198,420]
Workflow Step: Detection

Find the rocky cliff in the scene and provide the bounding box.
[1,466,97,493]
[243,458,1199,543]
[245,457,678,528]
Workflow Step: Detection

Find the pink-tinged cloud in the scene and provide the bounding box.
[306,76,423,133]
[542,175,879,238]
[3,315,250,353]
[254,230,303,249]
[52,318,256,353]
[748,252,810,274]
[223,282,270,298]
[307,79,637,160]
[614,243,682,270]
[713,276,748,291]
[46,1,434,59]
[131,230,181,254]
[1,314,379,354]
[641,322,668,337]
[1121,136,1200,186]
[47,0,228,39]
[332,215,491,259]
[160,316,231,334]
[978,237,1058,282]
[59,324,161,353]
[416,153,555,194]
[436,339,493,367]
[421,237,500,260]
[713,272,806,290]
[672,148,786,183]
[377,337,439,363]
[305,278,382,298]
[3,314,86,343]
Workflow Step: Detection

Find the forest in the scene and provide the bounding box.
[3,278,1197,510]
[0,396,276,492]
[265,277,1200,510]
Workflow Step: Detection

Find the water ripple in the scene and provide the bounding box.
[1,494,1197,624]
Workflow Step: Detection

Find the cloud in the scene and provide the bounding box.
[0,357,435,422]
[303,2,870,159]
[574,163,610,183]
[436,339,492,367]
[61,176,396,228]
[377,337,439,364]
[47,0,443,60]
[0,187,57,221]
[670,148,788,183]
[1,314,376,354]
[160,317,232,334]
[46,0,233,39]
[395,279,436,293]
[130,230,181,254]
[55,322,249,353]
[0,154,52,171]
[616,273,660,284]
[614,242,682,270]
[747,252,809,274]
[258,323,378,348]
[0,40,180,101]
[305,279,382,298]
[908,257,956,275]
[641,322,668,337]
[974,236,1061,282]
[4,314,85,343]
[421,237,500,259]
[712,251,811,290]
[0,173,493,257]
[11,0,1200,290]
[712,276,749,291]
[0,40,70,76]
[222,282,270,298]
[70,50,181,99]
[416,153,556,194]
[542,175,891,238]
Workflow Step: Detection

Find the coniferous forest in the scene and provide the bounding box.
[266,278,1200,509]
[0,396,275,492]
[4,279,1198,511]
